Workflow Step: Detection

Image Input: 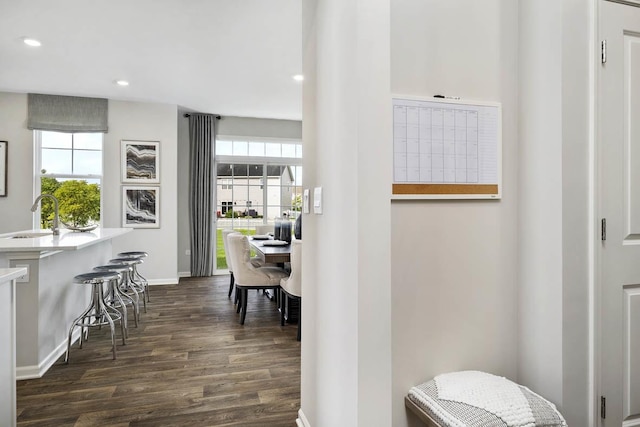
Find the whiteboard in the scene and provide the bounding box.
[391,96,502,200]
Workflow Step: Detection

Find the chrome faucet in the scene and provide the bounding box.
[31,194,60,235]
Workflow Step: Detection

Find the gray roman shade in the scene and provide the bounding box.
[28,93,108,133]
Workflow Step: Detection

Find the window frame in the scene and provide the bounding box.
[214,136,302,273]
[33,130,104,230]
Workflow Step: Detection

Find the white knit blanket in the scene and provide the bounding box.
[434,371,535,427]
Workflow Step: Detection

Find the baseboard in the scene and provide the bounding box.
[297,409,310,427]
[178,271,191,278]
[17,329,81,380]
[148,278,179,285]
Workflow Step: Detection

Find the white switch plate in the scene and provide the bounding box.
[15,264,29,283]
[313,187,323,214]
[185,249,191,256]
[303,189,310,214]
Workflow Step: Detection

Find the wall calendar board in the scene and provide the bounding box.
[392,96,502,199]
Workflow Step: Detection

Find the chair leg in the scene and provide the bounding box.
[280,290,286,326]
[240,288,248,325]
[236,287,242,313]
[297,297,301,341]
[228,272,234,299]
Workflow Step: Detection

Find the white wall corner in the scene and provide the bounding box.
[16,328,81,380]
[297,408,310,427]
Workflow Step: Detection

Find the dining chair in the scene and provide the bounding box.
[255,224,273,235]
[221,229,238,299]
[222,230,268,301]
[280,239,301,341]
[227,233,289,325]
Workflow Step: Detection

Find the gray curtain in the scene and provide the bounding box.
[188,114,216,276]
[28,93,108,132]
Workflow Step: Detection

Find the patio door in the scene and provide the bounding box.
[214,161,302,272]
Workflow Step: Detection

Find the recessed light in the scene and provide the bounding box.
[115,80,129,86]
[23,38,41,47]
[292,74,304,82]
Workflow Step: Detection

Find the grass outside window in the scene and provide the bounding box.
[216,228,256,270]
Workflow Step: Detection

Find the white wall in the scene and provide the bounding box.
[517,0,564,406]
[390,1,519,427]
[217,116,302,139]
[104,100,178,284]
[301,0,392,425]
[176,114,302,276]
[0,93,35,233]
[0,92,179,284]
[517,2,593,425]
[560,0,592,425]
[300,0,318,422]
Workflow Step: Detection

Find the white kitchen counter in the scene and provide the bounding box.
[0,228,132,380]
[0,228,131,252]
[0,268,27,427]
[0,268,27,282]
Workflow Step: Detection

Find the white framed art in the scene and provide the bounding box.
[122,186,160,228]
[121,140,160,183]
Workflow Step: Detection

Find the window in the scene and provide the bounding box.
[215,137,302,159]
[215,137,302,271]
[35,131,103,229]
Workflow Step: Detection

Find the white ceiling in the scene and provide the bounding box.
[0,0,302,120]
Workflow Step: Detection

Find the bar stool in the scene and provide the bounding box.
[65,271,125,363]
[116,251,149,302]
[93,264,140,333]
[110,258,147,313]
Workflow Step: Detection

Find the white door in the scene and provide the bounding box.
[599,1,640,425]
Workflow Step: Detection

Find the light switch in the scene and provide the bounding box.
[313,187,322,214]
[303,189,310,214]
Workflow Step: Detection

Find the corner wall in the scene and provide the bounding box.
[517,0,564,405]
[301,0,392,425]
[0,92,35,233]
[390,1,520,426]
[560,0,592,424]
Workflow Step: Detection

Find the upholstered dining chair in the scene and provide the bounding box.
[227,233,289,325]
[280,239,301,341]
[222,230,269,301]
[255,224,273,235]
[221,229,238,299]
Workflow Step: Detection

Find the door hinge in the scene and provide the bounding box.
[601,396,606,419]
[601,218,607,241]
[602,40,607,64]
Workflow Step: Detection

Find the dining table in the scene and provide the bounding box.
[249,236,291,264]
[248,236,292,303]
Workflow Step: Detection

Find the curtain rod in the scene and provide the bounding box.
[183,113,221,119]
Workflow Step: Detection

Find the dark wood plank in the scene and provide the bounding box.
[17,276,300,426]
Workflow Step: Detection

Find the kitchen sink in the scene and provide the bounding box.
[7,231,53,239]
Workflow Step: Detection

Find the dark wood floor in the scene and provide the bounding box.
[16,276,301,426]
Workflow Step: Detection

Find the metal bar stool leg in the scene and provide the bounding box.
[111,258,147,313]
[65,271,123,363]
[115,252,149,302]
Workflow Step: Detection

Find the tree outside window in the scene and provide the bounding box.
[36,131,102,229]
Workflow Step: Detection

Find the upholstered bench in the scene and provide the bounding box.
[406,371,567,427]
